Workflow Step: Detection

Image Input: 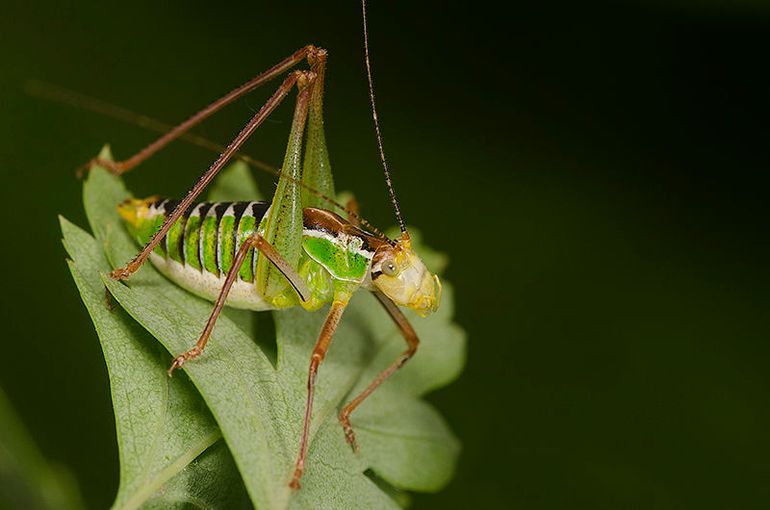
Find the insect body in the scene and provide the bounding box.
[118,197,440,315]
[93,3,438,490]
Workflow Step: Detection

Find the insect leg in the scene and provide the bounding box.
[338,291,419,452]
[89,45,323,175]
[301,48,335,208]
[255,73,316,302]
[290,287,354,490]
[110,71,311,281]
[167,234,309,375]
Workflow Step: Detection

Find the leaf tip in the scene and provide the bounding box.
[97,144,114,161]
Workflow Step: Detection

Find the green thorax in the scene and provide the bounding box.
[301,230,373,283]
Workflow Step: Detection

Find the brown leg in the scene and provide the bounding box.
[110,70,316,281]
[339,291,419,452]
[167,234,310,375]
[91,45,322,175]
[289,289,353,490]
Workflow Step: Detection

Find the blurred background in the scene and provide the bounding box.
[1,1,769,508]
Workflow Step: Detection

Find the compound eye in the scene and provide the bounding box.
[381,258,399,277]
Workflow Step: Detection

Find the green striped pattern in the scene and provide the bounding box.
[123,199,270,282]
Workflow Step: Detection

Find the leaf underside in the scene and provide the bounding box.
[62,155,465,510]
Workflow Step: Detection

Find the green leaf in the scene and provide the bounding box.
[62,151,250,510]
[65,155,465,509]
[141,441,252,510]
[63,220,230,510]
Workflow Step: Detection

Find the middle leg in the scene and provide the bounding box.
[289,285,354,489]
[167,233,310,375]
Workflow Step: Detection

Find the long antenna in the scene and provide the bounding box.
[361,0,408,239]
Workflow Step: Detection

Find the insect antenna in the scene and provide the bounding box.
[361,0,409,241]
[25,79,393,242]
[25,79,278,177]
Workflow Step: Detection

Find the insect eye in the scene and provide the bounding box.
[381,258,398,277]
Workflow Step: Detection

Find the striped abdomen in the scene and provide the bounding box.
[119,198,270,283]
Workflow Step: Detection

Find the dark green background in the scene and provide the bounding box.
[2,1,769,508]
